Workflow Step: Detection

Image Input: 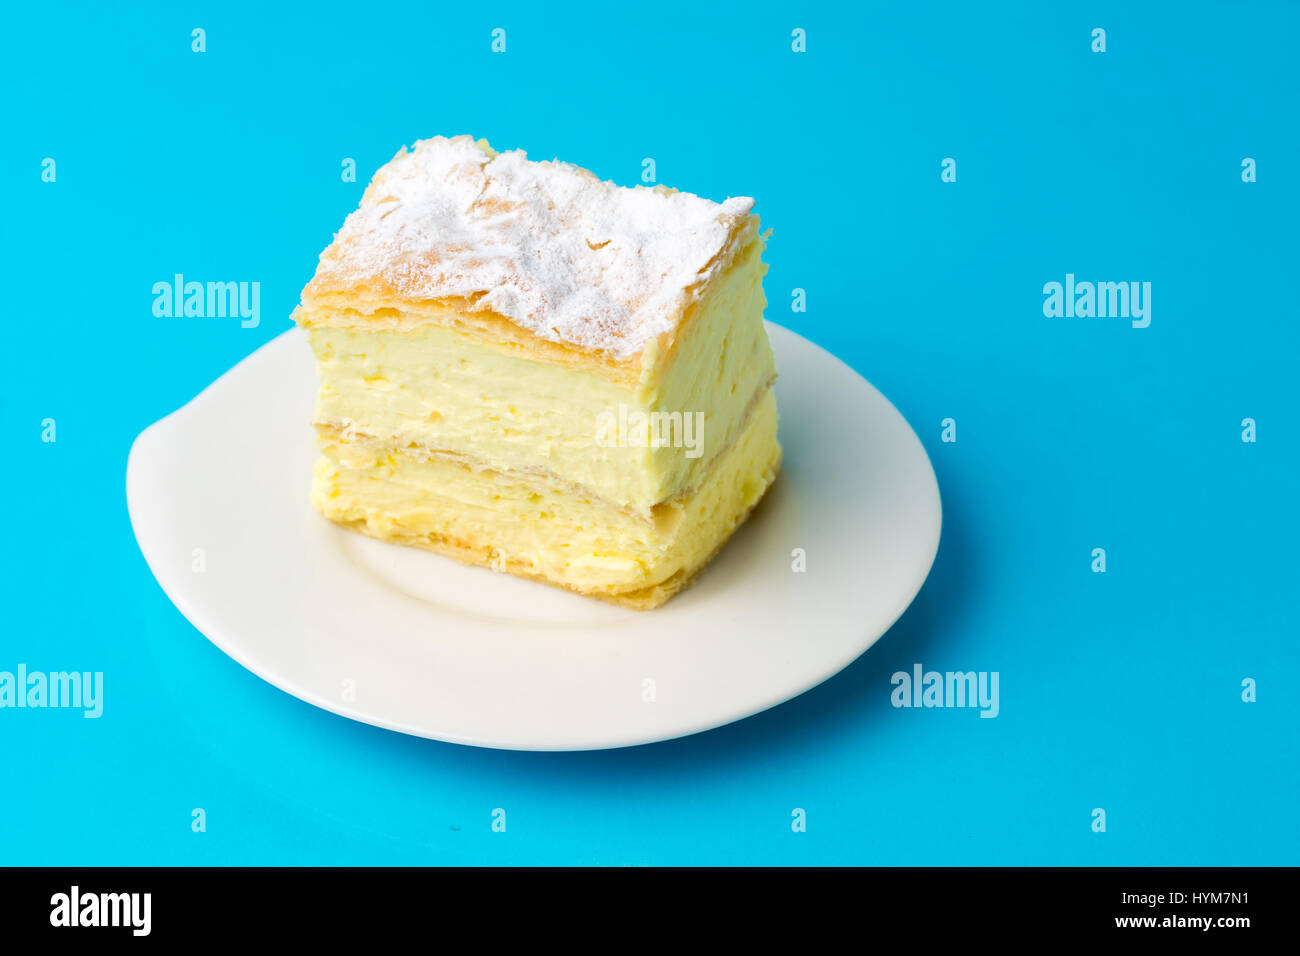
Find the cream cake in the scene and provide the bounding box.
[294,136,780,608]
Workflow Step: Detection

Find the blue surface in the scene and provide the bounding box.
[2,0,1296,865]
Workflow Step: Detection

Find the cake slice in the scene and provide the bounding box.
[294,136,780,608]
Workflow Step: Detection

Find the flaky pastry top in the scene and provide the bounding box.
[299,136,757,360]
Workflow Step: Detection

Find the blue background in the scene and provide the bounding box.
[2,0,1296,865]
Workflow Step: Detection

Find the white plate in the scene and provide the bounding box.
[127,324,941,751]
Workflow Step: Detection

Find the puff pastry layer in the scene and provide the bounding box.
[295,136,780,608]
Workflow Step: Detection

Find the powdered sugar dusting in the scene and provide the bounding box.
[306,136,755,358]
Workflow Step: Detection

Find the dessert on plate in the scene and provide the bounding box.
[293,136,779,608]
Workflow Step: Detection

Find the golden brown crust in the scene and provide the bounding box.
[294,136,761,382]
[294,300,649,387]
[297,222,762,388]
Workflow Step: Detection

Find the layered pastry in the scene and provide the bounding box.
[294,136,780,608]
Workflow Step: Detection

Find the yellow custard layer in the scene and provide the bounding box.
[311,390,780,608]
[303,238,774,514]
